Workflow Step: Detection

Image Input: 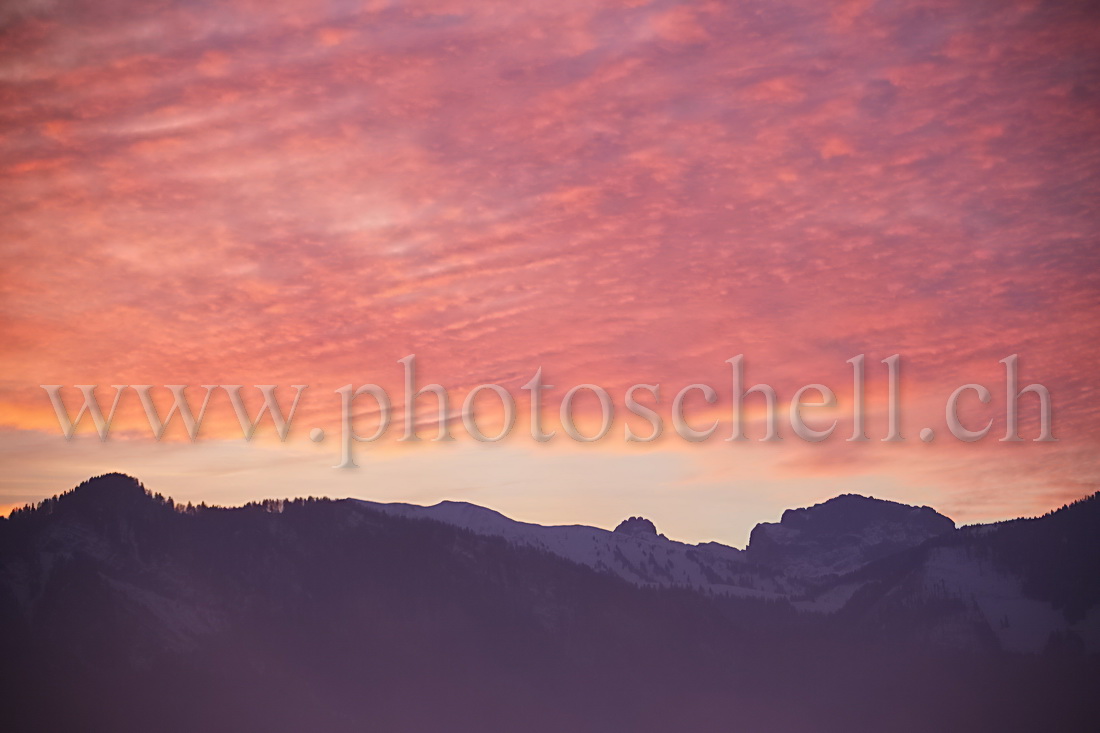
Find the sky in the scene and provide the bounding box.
[1,0,1098,545]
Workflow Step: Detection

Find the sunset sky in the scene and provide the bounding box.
[1,0,1098,545]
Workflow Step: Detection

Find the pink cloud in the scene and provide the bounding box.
[0,0,1097,527]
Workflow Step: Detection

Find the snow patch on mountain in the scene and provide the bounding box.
[352,499,796,598]
[920,544,1066,653]
[352,494,965,602]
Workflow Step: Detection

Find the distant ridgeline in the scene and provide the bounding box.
[1,474,1097,733]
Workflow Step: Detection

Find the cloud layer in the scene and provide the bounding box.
[1,0,1098,538]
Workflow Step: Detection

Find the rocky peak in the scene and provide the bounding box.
[777,494,955,536]
[746,494,955,577]
[614,516,661,539]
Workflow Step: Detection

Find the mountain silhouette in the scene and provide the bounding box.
[746,493,956,578]
[1,474,1097,732]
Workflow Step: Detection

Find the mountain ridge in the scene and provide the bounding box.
[1,474,1097,732]
[8,473,1094,653]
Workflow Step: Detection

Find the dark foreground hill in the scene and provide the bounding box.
[0,474,1096,733]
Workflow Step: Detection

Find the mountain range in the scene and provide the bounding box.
[1,474,1097,732]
